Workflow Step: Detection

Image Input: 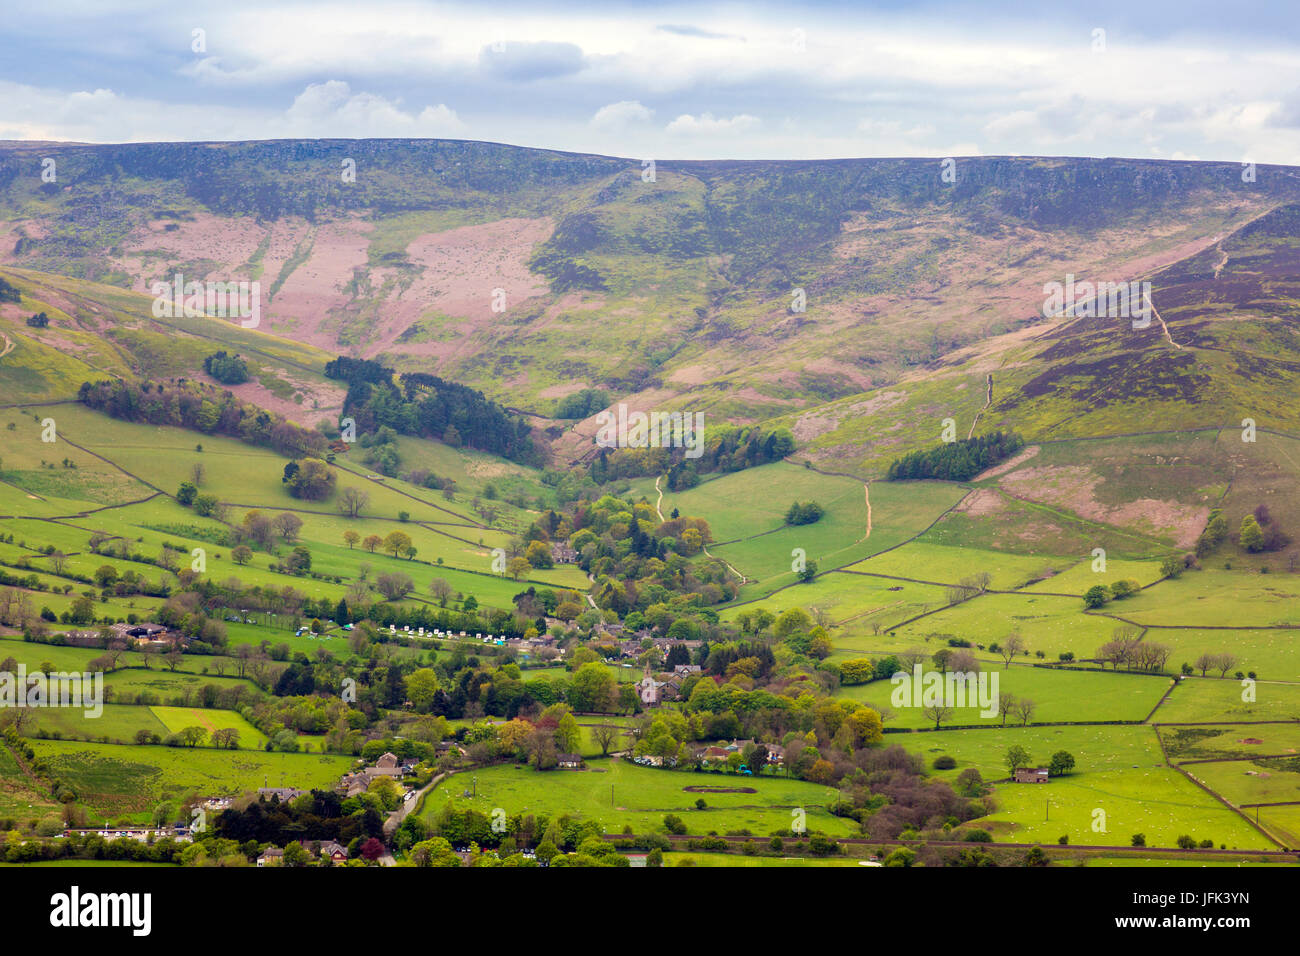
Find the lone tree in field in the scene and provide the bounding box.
[923,702,954,730]
[337,486,370,518]
[375,572,414,601]
[383,530,412,559]
[1240,514,1265,553]
[272,512,303,541]
[1004,745,1032,778]
[591,723,620,756]
[343,530,360,549]
[1012,697,1036,727]
[999,632,1025,669]
[998,691,1016,726]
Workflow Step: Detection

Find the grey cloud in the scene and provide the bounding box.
[655,24,743,41]
[479,41,585,82]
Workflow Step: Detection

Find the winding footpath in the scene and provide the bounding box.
[655,474,747,584]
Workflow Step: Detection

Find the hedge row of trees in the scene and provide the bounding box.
[588,424,796,489]
[886,431,1024,482]
[325,356,538,464]
[79,379,326,459]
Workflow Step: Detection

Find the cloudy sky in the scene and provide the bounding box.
[3,0,1299,163]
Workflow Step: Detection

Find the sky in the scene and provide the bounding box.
[2,0,1299,163]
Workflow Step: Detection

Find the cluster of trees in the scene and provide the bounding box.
[0,277,19,303]
[325,356,538,464]
[784,501,824,525]
[25,311,49,328]
[214,790,384,850]
[1239,505,1288,554]
[1083,577,1142,608]
[554,388,610,419]
[1191,651,1240,678]
[516,495,736,617]
[837,745,985,841]
[403,800,623,865]
[0,831,187,866]
[79,379,326,459]
[202,351,249,384]
[356,426,401,477]
[281,458,336,500]
[1095,626,1172,672]
[1198,506,1289,556]
[886,431,1024,482]
[587,424,797,490]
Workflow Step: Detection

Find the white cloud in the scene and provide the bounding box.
[7,2,1300,162]
[666,112,760,135]
[590,100,654,130]
[283,81,463,137]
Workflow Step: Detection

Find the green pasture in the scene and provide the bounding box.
[845,665,1169,727]
[1143,627,1300,683]
[1108,571,1300,628]
[846,541,1071,591]
[29,739,352,824]
[1152,677,1300,723]
[150,706,269,748]
[421,759,856,837]
[886,591,1118,660]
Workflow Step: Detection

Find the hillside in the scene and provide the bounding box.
[776,201,1300,477]
[3,141,1296,435]
[0,265,346,424]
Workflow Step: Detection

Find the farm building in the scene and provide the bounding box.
[1013,767,1050,783]
[557,753,584,769]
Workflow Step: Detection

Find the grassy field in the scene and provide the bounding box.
[1256,805,1300,848]
[1107,572,1300,628]
[1152,677,1300,723]
[1141,627,1300,681]
[719,479,969,602]
[886,723,1273,849]
[149,706,269,749]
[1160,723,1300,761]
[420,758,857,836]
[723,571,951,634]
[885,591,1118,660]
[27,703,169,744]
[845,542,1073,591]
[847,665,1170,727]
[29,739,352,824]
[1185,758,1300,807]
